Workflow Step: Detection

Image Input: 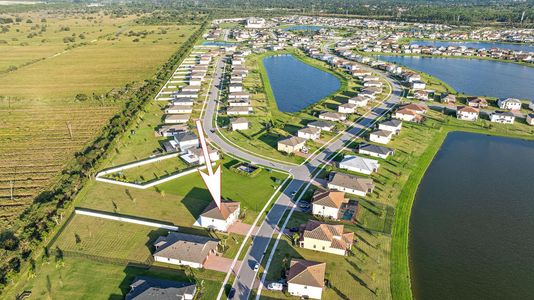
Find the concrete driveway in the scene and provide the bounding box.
[205,255,242,274]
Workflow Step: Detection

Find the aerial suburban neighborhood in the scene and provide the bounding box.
[1,1,534,300]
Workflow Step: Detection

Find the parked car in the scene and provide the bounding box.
[289,227,299,233]
[228,288,236,299]
[298,202,310,209]
[267,282,284,291]
[254,263,260,272]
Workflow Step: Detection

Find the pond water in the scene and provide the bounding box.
[410,131,534,300]
[262,54,340,112]
[282,25,323,32]
[410,40,534,52]
[378,55,534,99]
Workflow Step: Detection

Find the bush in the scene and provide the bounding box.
[0,230,19,251]
[75,94,88,101]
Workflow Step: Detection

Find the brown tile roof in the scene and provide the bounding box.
[401,103,427,113]
[457,106,479,113]
[201,201,240,220]
[287,259,326,288]
[301,220,353,251]
[153,232,219,264]
[312,190,347,209]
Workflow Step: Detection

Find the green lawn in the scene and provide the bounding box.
[77,157,287,226]
[3,256,223,300]
[54,214,165,263]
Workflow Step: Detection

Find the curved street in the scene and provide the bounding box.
[202,45,404,300]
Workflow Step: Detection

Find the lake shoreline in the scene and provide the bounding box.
[391,125,534,300]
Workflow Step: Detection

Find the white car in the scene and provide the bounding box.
[267,282,283,291]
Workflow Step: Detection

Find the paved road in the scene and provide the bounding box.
[202,48,404,300]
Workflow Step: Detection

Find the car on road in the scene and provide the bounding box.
[228,288,236,299]
[291,190,297,196]
[267,282,284,291]
[254,263,260,272]
[298,202,310,209]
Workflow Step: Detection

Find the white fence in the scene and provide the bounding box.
[75,208,178,231]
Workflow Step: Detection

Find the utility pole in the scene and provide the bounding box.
[520,11,526,24]
[66,121,73,139]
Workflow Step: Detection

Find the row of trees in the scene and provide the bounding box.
[0,15,208,294]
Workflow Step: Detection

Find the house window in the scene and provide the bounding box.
[322,246,325,250]
[313,245,316,249]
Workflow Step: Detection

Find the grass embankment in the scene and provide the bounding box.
[218,47,369,165]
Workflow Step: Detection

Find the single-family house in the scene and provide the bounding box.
[277,136,306,153]
[196,201,240,232]
[126,277,196,300]
[287,259,326,300]
[348,96,368,107]
[172,97,195,106]
[393,108,423,123]
[311,190,348,220]
[456,106,479,121]
[227,106,252,115]
[173,131,199,151]
[411,81,426,90]
[165,114,190,124]
[157,124,188,137]
[338,103,357,114]
[181,146,220,165]
[414,90,430,101]
[298,127,321,141]
[378,119,402,134]
[231,118,249,131]
[497,98,522,110]
[165,105,193,114]
[490,111,515,124]
[467,97,488,108]
[153,232,218,268]
[319,112,346,122]
[369,129,394,144]
[526,113,534,125]
[327,172,374,197]
[308,120,335,132]
[229,83,243,93]
[441,93,457,104]
[358,143,395,159]
[339,155,380,175]
[299,220,354,256]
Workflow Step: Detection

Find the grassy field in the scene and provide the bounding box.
[217,48,369,165]
[3,255,224,300]
[76,157,287,227]
[0,10,199,227]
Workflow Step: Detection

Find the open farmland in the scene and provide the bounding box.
[0,10,200,227]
